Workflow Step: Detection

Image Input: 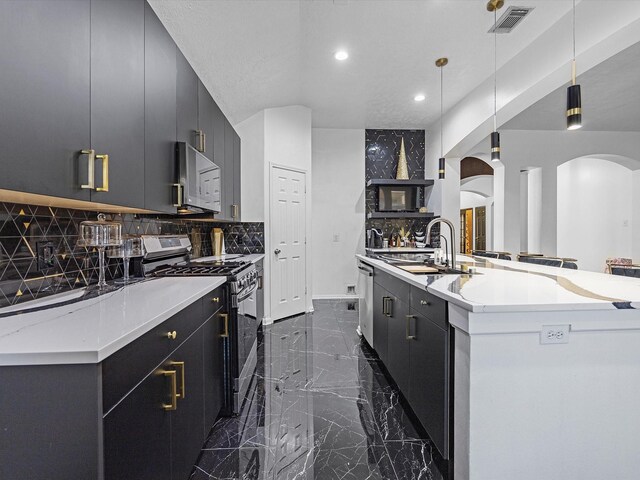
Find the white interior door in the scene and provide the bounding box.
[270,166,306,321]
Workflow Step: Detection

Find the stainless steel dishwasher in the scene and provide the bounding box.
[357,260,374,346]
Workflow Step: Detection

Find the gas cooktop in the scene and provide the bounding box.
[150,261,249,277]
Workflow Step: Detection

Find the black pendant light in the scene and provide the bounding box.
[567,0,582,130]
[436,57,448,179]
[488,1,502,162]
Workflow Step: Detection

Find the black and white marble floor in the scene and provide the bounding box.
[191,300,446,480]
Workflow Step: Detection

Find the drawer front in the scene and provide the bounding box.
[103,297,204,414]
[410,286,447,330]
[202,285,227,321]
[373,268,410,305]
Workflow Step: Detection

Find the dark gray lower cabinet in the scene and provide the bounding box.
[385,294,411,396]
[0,287,226,480]
[408,309,449,458]
[372,282,388,364]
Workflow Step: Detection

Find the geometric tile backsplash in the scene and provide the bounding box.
[0,202,264,308]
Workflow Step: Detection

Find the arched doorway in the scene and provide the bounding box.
[459,157,494,253]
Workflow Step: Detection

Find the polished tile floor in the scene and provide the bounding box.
[191,300,446,480]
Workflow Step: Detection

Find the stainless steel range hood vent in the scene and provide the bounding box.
[488,6,534,33]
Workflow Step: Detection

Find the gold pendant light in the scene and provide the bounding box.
[567,0,582,130]
[435,57,448,179]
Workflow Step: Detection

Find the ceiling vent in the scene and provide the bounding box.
[488,6,534,34]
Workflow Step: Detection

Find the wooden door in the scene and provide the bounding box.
[90,0,145,208]
[0,0,91,201]
[459,208,473,254]
[270,166,307,321]
[475,206,487,251]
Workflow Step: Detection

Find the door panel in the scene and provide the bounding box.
[0,0,91,201]
[372,282,388,364]
[203,310,225,431]
[90,0,145,207]
[144,2,176,213]
[386,295,410,396]
[176,49,199,148]
[475,206,487,251]
[270,167,307,321]
[198,81,215,161]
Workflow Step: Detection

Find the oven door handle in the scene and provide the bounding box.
[237,281,259,303]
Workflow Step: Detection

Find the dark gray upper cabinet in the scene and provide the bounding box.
[233,128,242,219]
[144,2,177,214]
[90,0,145,208]
[176,49,199,149]
[198,81,215,161]
[221,120,236,221]
[0,0,91,201]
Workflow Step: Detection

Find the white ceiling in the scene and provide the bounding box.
[149,0,576,129]
[503,41,640,132]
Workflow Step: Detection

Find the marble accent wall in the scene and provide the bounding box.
[364,129,439,246]
[0,202,263,308]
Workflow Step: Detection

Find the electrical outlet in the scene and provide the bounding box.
[36,241,56,271]
[347,285,356,294]
[540,325,570,344]
[333,233,340,243]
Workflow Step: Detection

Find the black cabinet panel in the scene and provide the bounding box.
[176,49,198,148]
[144,2,176,213]
[374,268,410,305]
[410,286,447,329]
[0,0,91,201]
[203,311,225,433]
[198,81,215,161]
[170,329,206,480]
[90,0,145,207]
[372,282,388,364]
[222,120,236,220]
[386,294,410,396]
[233,128,242,219]
[104,366,172,480]
[408,310,449,458]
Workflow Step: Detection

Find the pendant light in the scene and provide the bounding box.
[567,0,582,130]
[436,57,448,179]
[487,0,503,162]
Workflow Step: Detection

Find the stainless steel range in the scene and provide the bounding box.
[139,235,260,415]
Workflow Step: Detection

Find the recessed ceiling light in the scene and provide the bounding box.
[414,94,426,102]
[334,50,349,61]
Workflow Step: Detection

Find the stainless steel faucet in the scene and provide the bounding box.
[426,218,457,271]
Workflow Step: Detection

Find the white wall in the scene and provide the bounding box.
[634,170,640,263]
[311,129,365,298]
[557,157,633,272]
[236,110,265,222]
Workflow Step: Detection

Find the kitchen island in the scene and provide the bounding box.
[357,253,640,480]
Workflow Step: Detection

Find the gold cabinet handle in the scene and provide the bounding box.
[95,154,109,192]
[173,183,183,207]
[161,369,178,411]
[80,149,95,189]
[220,313,229,338]
[211,297,220,303]
[170,361,185,400]
[167,330,177,340]
[420,300,431,306]
[382,297,389,316]
[406,315,416,340]
[231,204,239,219]
[383,297,393,317]
[195,130,205,153]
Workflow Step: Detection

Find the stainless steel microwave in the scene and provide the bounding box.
[378,185,419,212]
[176,142,221,213]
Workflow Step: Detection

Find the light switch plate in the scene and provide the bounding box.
[540,325,570,344]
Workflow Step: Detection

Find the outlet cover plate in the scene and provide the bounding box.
[540,325,570,344]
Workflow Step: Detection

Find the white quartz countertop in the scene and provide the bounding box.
[357,254,640,313]
[0,277,226,366]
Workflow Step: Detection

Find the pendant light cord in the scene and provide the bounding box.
[572,0,577,85]
[440,65,443,158]
[493,9,497,131]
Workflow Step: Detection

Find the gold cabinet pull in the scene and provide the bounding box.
[167,331,177,340]
[383,297,393,317]
[406,315,416,340]
[80,149,96,189]
[231,204,239,219]
[161,369,178,411]
[220,313,229,338]
[170,361,185,399]
[95,154,109,192]
[195,130,205,153]
[420,300,431,306]
[211,297,220,303]
[173,183,183,207]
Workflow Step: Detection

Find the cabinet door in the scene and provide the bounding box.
[90,0,145,208]
[408,310,448,457]
[198,81,215,161]
[170,330,206,480]
[212,102,230,220]
[0,0,91,201]
[103,367,172,480]
[144,2,176,214]
[222,120,237,220]
[176,49,199,148]
[233,129,242,220]
[203,310,225,432]
[386,295,410,396]
[372,282,388,364]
